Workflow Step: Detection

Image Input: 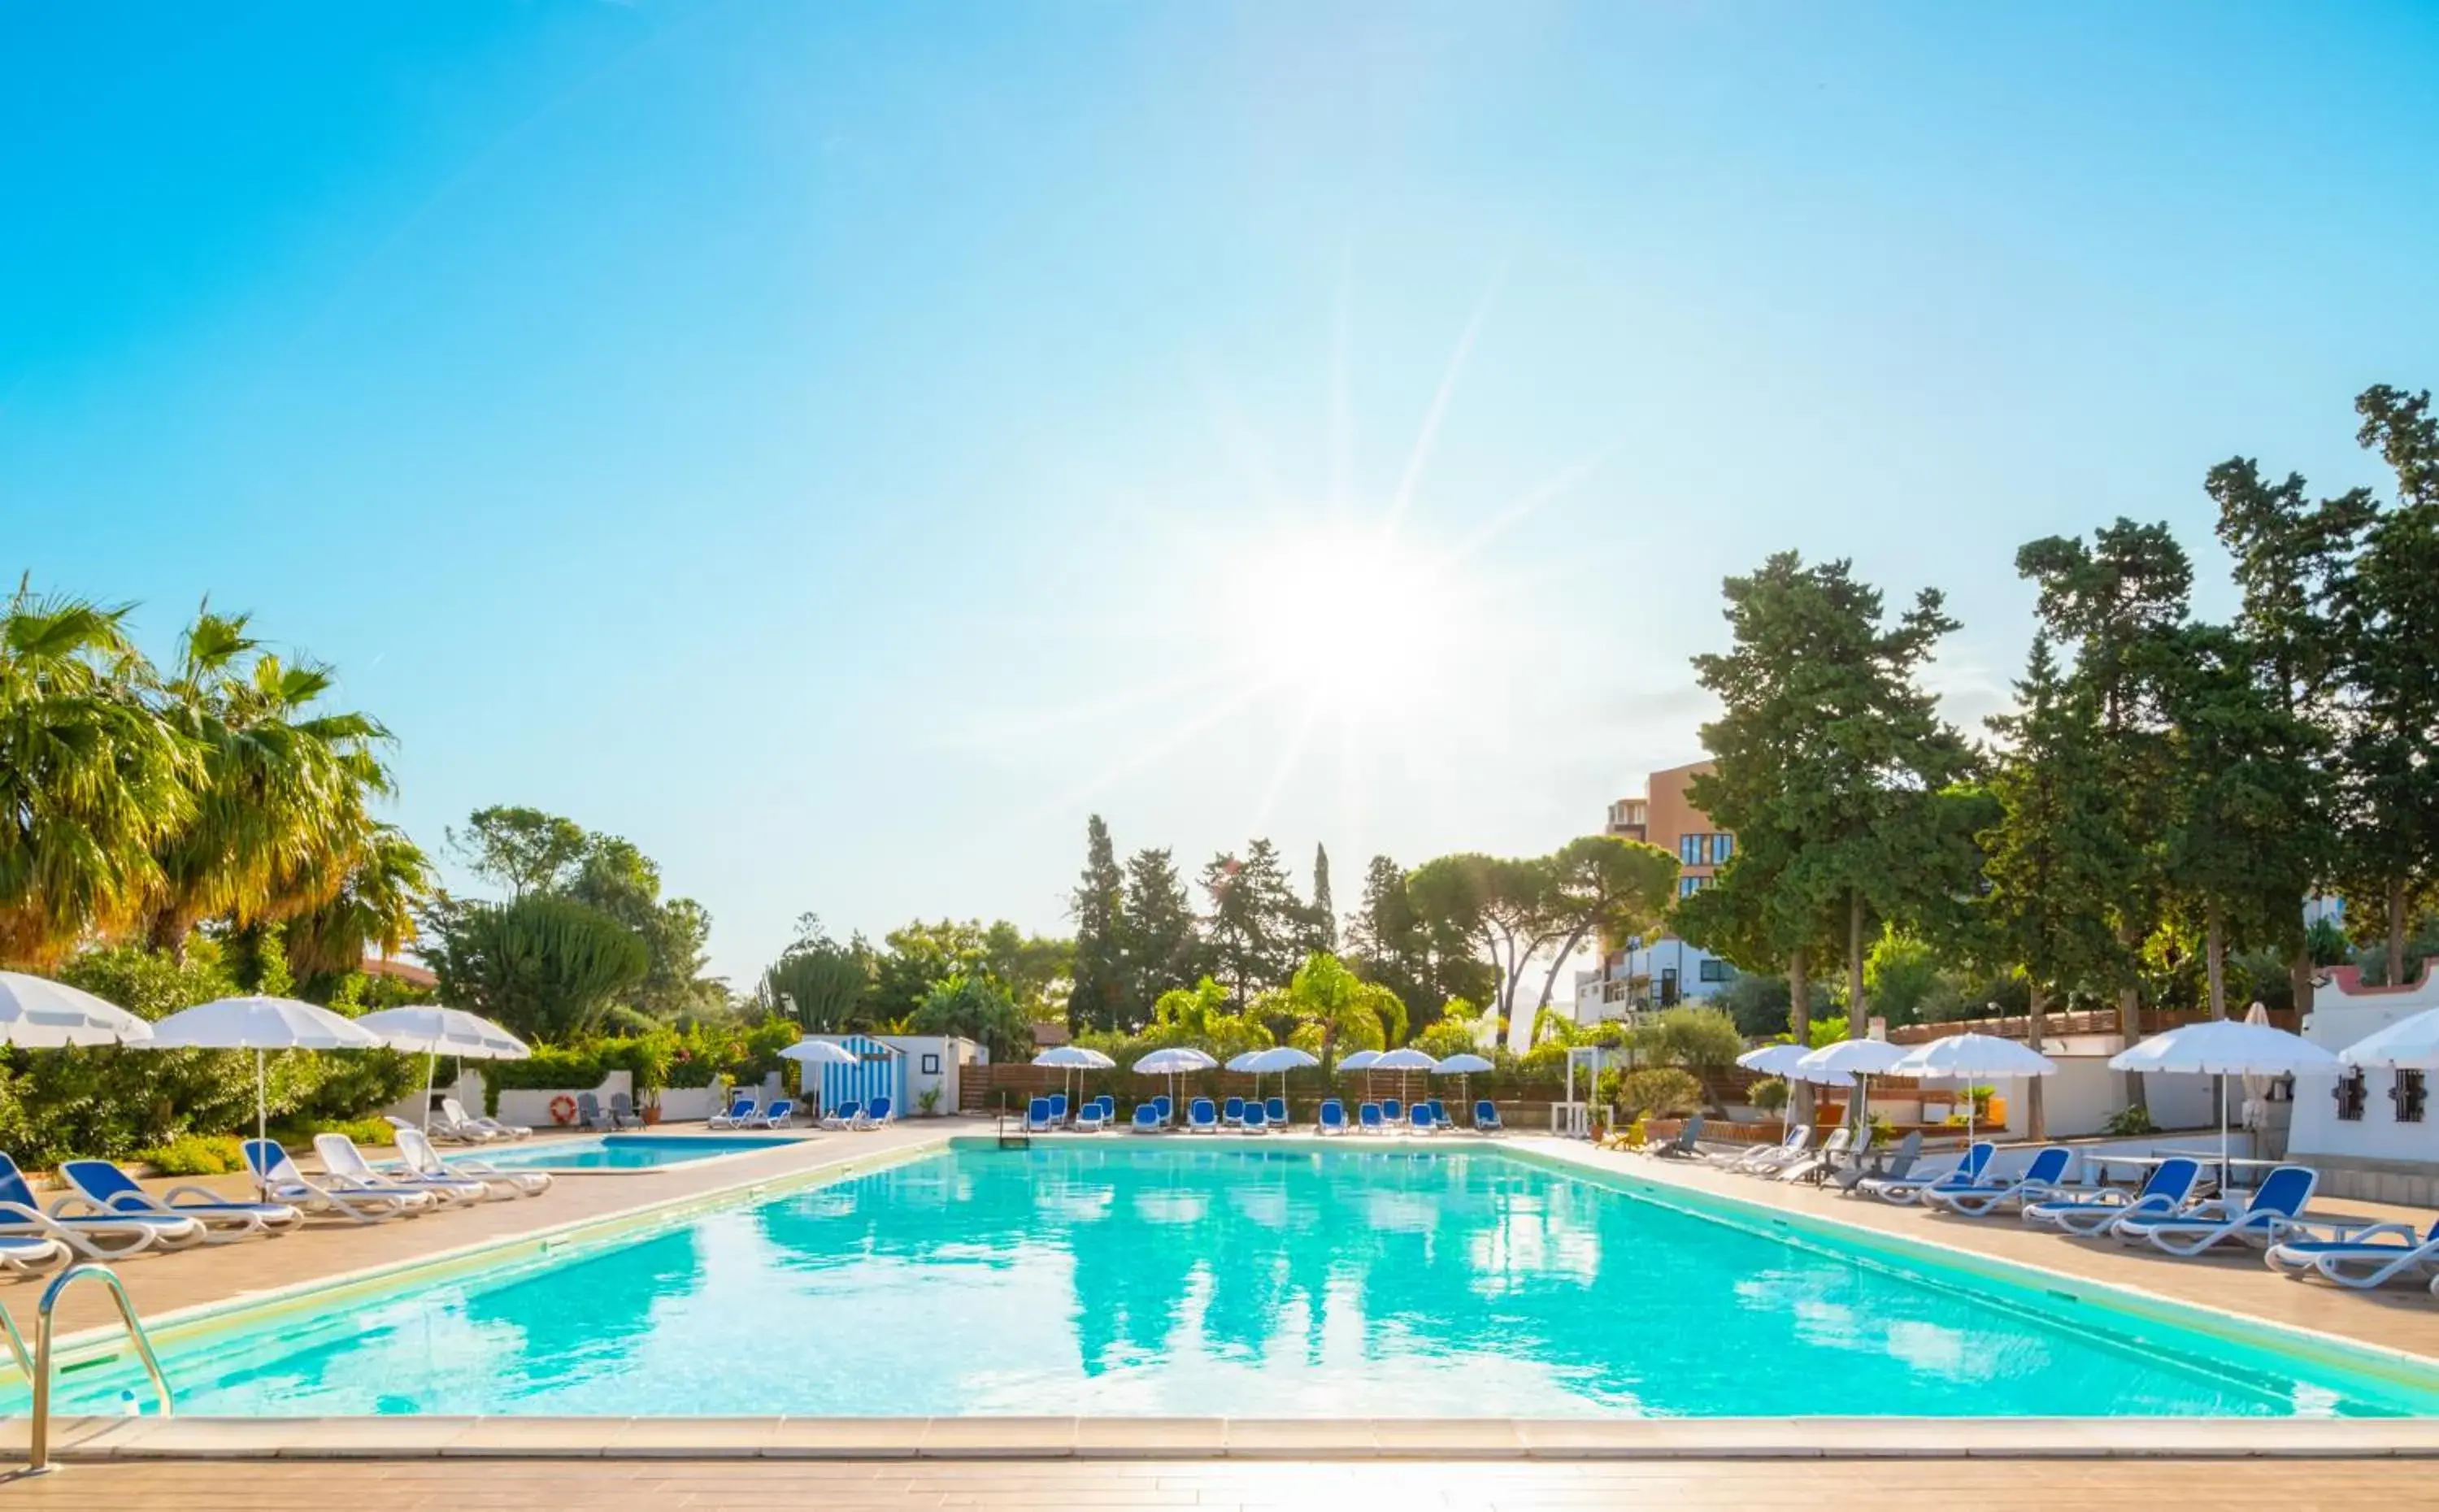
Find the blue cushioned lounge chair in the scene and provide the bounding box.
[1924,1146,2075,1218]
[1318,1100,1347,1135]
[58,1159,301,1243]
[1472,1100,1502,1132]
[1359,1102,1385,1132]
[2115,1164,2318,1255]
[2024,1157,2199,1237]
[1188,1098,1219,1132]
[1265,1096,1289,1127]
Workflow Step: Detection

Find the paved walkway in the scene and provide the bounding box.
[1519,1135,2439,1361]
[7,1456,2427,1509]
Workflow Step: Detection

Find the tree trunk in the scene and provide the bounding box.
[2206,905,2227,1020]
[2289,942,2315,1017]
[1787,947,1812,1124]
[1846,891,1867,1039]
[1534,926,1590,1023]
[2024,982,2047,1142]
[2117,923,2146,1114]
[147,908,191,966]
[2390,879,2409,987]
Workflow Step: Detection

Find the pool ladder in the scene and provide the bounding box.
[3,1262,175,1475]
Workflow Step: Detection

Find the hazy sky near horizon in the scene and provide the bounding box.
[7,2,2437,987]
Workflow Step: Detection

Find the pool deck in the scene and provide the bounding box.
[9,1118,2439,1490]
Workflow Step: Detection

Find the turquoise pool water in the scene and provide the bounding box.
[33,1145,2439,1418]
[448,1134,798,1171]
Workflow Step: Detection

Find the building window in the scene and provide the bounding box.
[1698,958,1729,983]
[1712,833,1733,863]
[921,1053,941,1075]
[1679,835,1702,866]
[1677,876,1699,897]
[2394,1070,2428,1124]
[2336,1070,2368,1121]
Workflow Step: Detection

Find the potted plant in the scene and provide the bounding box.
[641,1091,663,1127]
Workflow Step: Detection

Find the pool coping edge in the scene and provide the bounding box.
[12,1414,2439,1462]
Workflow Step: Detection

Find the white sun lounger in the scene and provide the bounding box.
[395,1127,550,1198]
[2112,1165,2318,1256]
[316,1134,493,1206]
[245,1140,434,1223]
[57,1158,302,1243]
[2265,1217,2439,1288]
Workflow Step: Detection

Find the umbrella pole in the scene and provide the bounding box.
[255,1049,267,1197]
[424,1049,437,1134]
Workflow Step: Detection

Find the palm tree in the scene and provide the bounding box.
[146,610,398,958]
[283,823,435,984]
[0,589,195,966]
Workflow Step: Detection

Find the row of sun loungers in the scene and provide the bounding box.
[1660,1123,2416,1284]
[0,1128,562,1276]
[1027,1095,1507,1136]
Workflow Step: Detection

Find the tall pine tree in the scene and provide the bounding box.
[1120,846,1201,1019]
[1679,552,1972,1053]
[1981,635,2137,1137]
[1306,844,1337,955]
[2209,456,2369,1011]
[2341,385,2439,984]
[1065,815,1127,1032]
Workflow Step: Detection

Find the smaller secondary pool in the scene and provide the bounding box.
[455,1134,799,1171]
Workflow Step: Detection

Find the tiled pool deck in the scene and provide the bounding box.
[9,1119,2439,1488]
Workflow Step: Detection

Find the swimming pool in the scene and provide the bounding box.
[449,1134,800,1171]
[31,1143,2439,1418]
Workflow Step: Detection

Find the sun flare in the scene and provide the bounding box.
[1227,524,1459,711]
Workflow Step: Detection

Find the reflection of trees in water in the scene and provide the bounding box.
[457,1223,710,1400]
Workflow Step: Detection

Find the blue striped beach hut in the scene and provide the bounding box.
[816,1034,904,1117]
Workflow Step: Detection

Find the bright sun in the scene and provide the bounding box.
[1228,525,1457,711]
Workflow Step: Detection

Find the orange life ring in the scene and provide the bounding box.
[549,1094,579,1126]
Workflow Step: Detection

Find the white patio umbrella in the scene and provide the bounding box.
[2339,1005,2439,1070]
[1429,1052,1494,1120]
[2239,1001,2279,1134]
[1793,1038,1911,1132]
[149,996,389,1184]
[1736,1041,1816,1136]
[1033,1043,1115,1115]
[2111,1018,2340,1188]
[0,971,154,1048]
[1243,1045,1319,1110]
[1371,1045,1437,1110]
[355,1006,530,1133]
[1889,1033,2056,1146]
[780,1036,864,1119]
[1134,1045,1217,1115]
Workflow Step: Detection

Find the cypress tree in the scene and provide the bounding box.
[1065,815,1127,1032]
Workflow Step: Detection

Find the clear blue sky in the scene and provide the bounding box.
[7,2,2436,988]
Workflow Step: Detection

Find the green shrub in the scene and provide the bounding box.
[1617,1067,1704,1118]
[1748,1075,1789,1113]
[267,1115,397,1150]
[134,1134,246,1176]
[479,1034,676,1114]
[2102,1106,2159,1137]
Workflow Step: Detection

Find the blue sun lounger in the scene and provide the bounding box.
[1024,1097,1057,1133]
[1241,1103,1268,1132]
[1858,1140,1989,1204]
[1130,1103,1162,1132]
[1152,1095,1173,1127]
[1924,1146,2075,1217]
[1359,1102,1385,1132]
[1188,1098,1220,1132]
[1318,1100,1347,1134]
[1472,1100,1502,1131]
[1222,1097,1246,1127]
[2114,1164,2319,1255]
[0,1152,209,1258]
[2024,1156,2199,1237]
[58,1158,302,1243]
[1380,1097,1403,1124]
[706,1094,760,1129]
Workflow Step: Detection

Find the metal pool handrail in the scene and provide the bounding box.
[28,1262,174,1474]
